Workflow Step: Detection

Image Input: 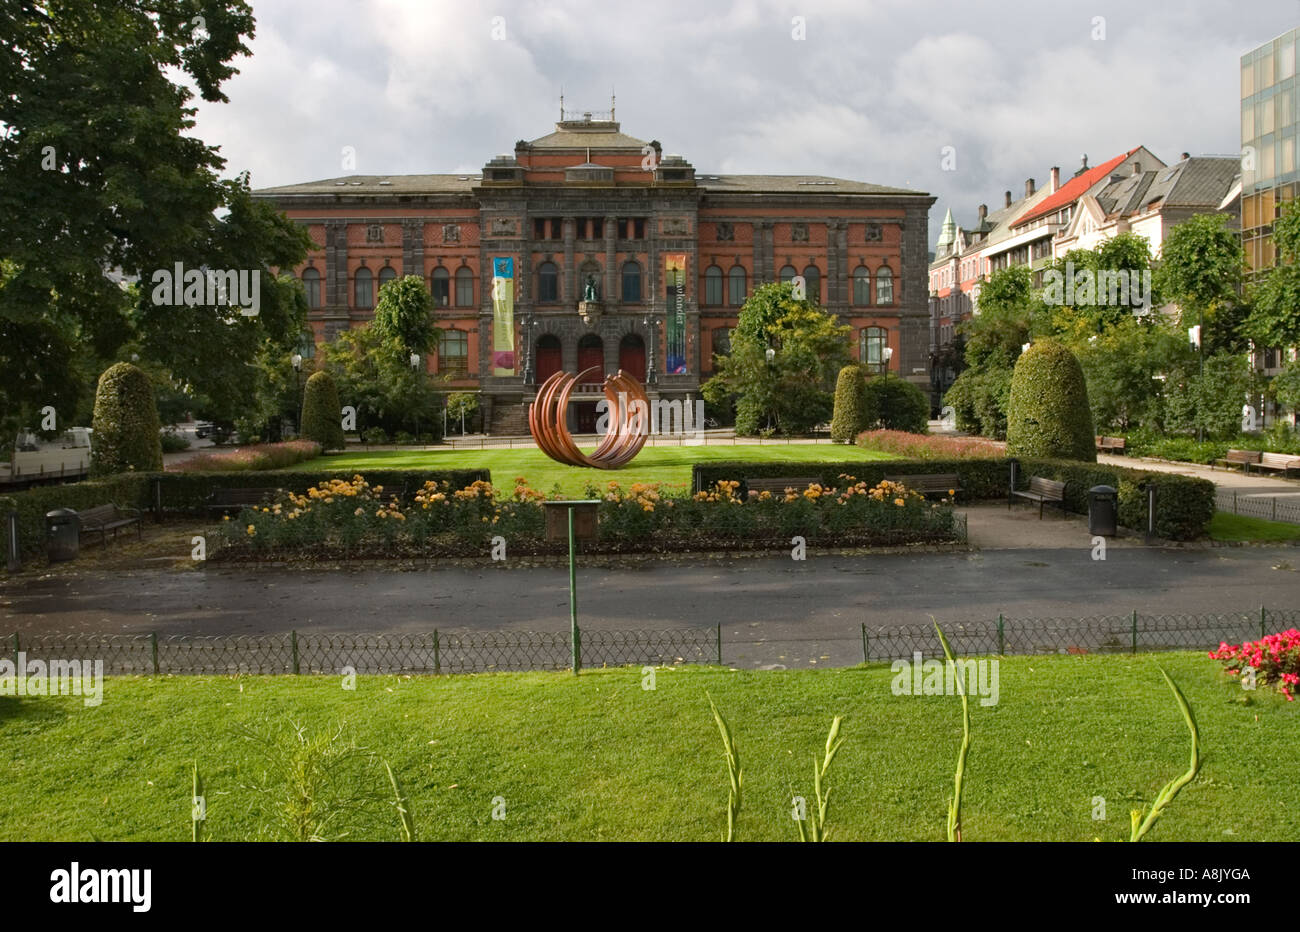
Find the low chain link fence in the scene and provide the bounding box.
[1216,488,1300,525]
[4,608,1295,676]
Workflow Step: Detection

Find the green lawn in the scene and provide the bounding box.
[1,653,1294,841]
[302,444,893,496]
[1208,511,1300,543]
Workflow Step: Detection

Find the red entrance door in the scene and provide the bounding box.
[535,335,562,383]
[619,334,646,384]
[577,335,604,382]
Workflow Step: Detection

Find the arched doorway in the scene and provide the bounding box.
[575,334,604,433]
[619,333,646,384]
[535,334,562,384]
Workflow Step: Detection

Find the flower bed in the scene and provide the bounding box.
[1209,629,1300,701]
[855,429,1004,460]
[211,474,964,561]
[169,440,322,472]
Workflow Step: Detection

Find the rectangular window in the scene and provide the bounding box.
[439,330,469,378]
[1243,59,1255,98]
[576,218,588,239]
[633,218,646,239]
[534,218,546,239]
[592,218,603,239]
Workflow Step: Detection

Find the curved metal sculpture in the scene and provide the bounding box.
[529,367,650,468]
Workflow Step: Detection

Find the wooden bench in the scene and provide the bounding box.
[1009,476,1068,519]
[1095,436,1126,454]
[1213,449,1260,471]
[1253,452,1300,477]
[206,487,281,515]
[744,477,819,499]
[883,473,961,498]
[76,504,142,547]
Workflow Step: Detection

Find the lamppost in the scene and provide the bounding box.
[410,351,421,443]
[1189,323,1203,442]
[642,314,658,385]
[882,345,894,375]
[523,313,539,385]
[765,346,776,431]
[291,353,303,437]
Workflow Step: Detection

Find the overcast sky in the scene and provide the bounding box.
[191,0,1298,244]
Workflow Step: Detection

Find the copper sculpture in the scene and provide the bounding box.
[529,368,650,468]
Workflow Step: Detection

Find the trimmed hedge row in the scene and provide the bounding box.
[691,458,1215,540]
[1,468,490,563]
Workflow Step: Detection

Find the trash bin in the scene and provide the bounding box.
[46,508,80,562]
[1087,485,1117,537]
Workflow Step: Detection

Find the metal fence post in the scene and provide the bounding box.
[433,629,440,674]
[150,632,159,676]
[568,506,580,675]
[716,622,722,665]
[1261,605,1267,639]
[291,630,300,675]
[11,632,18,666]
[6,510,19,573]
[861,623,868,663]
[997,614,1005,655]
[1131,610,1138,654]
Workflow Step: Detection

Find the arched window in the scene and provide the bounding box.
[779,265,797,284]
[353,267,373,308]
[728,265,746,306]
[537,262,559,303]
[875,266,894,306]
[802,264,820,303]
[853,266,871,306]
[378,266,397,292]
[455,266,474,307]
[431,267,450,307]
[704,265,723,306]
[439,329,469,378]
[621,261,642,302]
[301,267,321,309]
[861,327,888,375]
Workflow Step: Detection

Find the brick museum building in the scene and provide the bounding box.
[253,109,936,434]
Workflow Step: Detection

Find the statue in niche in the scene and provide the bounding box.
[579,274,602,325]
[583,274,599,303]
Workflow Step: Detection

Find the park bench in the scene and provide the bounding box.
[1009,476,1068,519]
[883,473,962,499]
[1253,452,1300,477]
[1095,436,1126,454]
[76,504,142,547]
[206,487,281,515]
[743,476,819,499]
[1213,449,1260,471]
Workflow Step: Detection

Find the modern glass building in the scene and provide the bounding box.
[1241,27,1299,279]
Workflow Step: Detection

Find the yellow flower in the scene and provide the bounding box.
[246,525,256,536]
[948,489,956,496]
[355,507,364,516]
[894,498,904,506]
[223,515,230,521]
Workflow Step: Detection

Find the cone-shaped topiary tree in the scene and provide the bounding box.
[1006,340,1096,461]
[830,365,866,442]
[90,362,163,476]
[301,370,345,451]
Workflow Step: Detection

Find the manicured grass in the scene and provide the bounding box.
[302,444,893,496]
[1,652,1294,841]
[1208,511,1300,543]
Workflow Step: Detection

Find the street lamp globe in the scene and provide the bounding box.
[410,352,420,370]
[765,347,776,364]
[291,353,302,371]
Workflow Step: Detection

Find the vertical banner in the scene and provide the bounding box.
[491,257,515,376]
[665,254,688,374]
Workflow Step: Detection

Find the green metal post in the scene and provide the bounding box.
[861,623,868,663]
[11,632,18,666]
[433,629,440,675]
[716,622,722,665]
[1131,610,1138,654]
[997,614,1005,655]
[150,632,159,676]
[569,506,580,674]
[1261,605,1267,639]
[291,629,300,675]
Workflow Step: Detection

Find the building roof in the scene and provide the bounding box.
[254,174,481,196]
[935,208,957,251]
[1012,148,1140,227]
[696,174,925,195]
[526,121,649,149]
[1091,156,1240,220]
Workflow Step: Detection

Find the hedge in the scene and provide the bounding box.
[1006,342,1096,461]
[691,458,1215,540]
[0,468,490,564]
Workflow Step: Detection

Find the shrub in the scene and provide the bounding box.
[301,371,345,451]
[362,427,390,445]
[1210,629,1300,701]
[944,368,1012,439]
[864,374,929,433]
[169,440,322,473]
[90,362,164,476]
[160,430,190,453]
[1006,341,1096,462]
[830,366,867,442]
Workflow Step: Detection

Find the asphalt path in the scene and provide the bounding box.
[3,545,1298,668]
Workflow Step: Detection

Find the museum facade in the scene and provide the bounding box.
[253,111,935,433]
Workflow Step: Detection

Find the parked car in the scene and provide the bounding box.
[194,421,214,438]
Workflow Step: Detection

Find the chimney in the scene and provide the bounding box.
[1050,166,1060,193]
[978,204,988,222]
[1004,190,1012,208]
[1132,161,1141,175]
[1025,178,1036,198]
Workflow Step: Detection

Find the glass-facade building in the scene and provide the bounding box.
[1241,27,1300,278]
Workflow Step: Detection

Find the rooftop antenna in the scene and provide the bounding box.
[610,87,615,121]
[559,87,564,121]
